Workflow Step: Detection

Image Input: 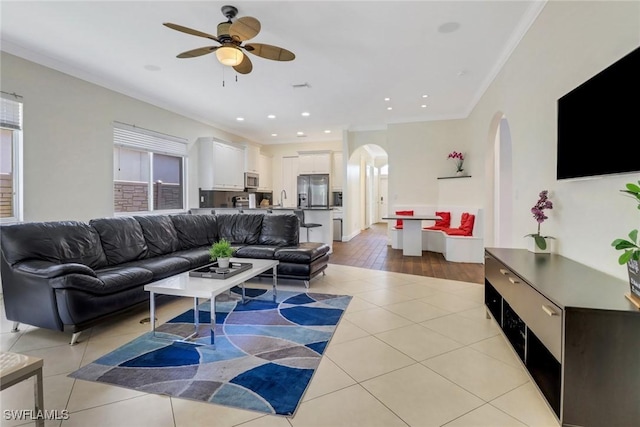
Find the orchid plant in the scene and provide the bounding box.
[525,190,554,250]
[447,151,464,172]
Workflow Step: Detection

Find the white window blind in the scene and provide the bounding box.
[0,97,23,130]
[113,122,187,156]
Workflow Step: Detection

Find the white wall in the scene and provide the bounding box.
[468,0,640,280]
[0,53,251,222]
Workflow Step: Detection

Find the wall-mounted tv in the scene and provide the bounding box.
[557,47,640,180]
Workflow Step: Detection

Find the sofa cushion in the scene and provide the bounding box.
[274,243,330,264]
[94,266,155,294]
[258,214,299,246]
[126,256,192,280]
[217,214,264,244]
[0,221,107,269]
[434,211,451,228]
[90,217,148,265]
[234,245,278,259]
[173,248,211,268]
[171,214,218,249]
[134,215,180,257]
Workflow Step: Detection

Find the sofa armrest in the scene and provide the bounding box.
[14,260,97,279]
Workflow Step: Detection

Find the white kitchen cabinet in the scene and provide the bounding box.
[282,156,299,207]
[258,153,272,191]
[331,151,343,191]
[198,138,245,190]
[298,151,331,174]
[244,144,259,173]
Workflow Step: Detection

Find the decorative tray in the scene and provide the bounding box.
[189,262,253,279]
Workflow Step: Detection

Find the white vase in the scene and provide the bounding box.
[527,237,550,254]
[217,257,230,268]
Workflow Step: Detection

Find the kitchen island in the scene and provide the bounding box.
[189,207,334,253]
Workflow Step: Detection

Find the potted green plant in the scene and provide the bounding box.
[209,238,233,268]
[525,190,554,252]
[611,180,640,302]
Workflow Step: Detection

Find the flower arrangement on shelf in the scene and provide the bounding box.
[525,190,554,250]
[447,151,465,173]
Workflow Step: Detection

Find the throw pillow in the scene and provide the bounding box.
[434,211,451,228]
[395,210,414,229]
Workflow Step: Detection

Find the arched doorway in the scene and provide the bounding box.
[347,144,388,234]
[486,113,514,247]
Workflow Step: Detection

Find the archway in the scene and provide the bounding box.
[346,144,388,235]
[486,113,514,247]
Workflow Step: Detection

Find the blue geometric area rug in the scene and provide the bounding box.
[69,289,351,417]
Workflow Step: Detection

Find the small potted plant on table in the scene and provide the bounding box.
[209,238,233,268]
[525,190,554,253]
[611,180,640,307]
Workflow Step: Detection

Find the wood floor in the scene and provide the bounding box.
[329,222,484,284]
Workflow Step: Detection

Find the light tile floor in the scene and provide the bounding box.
[0,264,560,427]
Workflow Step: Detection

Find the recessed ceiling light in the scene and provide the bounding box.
[457,70,467,77]
[421,104,427,108]
[301,112,310,117]
[236,117,244,121]
[422,94,429,98]
[271,133,278,137]
[384,97,390,101]
[144,64,161,71]
[267,114,276,119]
[387,107,393,111]
[297,131,304,135]
[324,130,331,134]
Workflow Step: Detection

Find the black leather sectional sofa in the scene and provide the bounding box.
[0,213,330,344]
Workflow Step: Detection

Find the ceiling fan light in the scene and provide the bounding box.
[216,46,244,66]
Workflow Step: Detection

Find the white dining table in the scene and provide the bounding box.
[383,214,442,256]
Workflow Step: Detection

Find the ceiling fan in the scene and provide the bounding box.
[163,5,295,75]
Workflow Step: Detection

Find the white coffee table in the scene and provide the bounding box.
[144,258,278,347]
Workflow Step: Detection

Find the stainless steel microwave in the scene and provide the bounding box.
[244,172,259,189]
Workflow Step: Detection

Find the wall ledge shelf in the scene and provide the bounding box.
[437,175,471,179]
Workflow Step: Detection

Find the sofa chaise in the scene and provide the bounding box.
[0,212,330,344]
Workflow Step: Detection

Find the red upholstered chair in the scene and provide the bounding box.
[395,210,414,229]
[424,211,451,230]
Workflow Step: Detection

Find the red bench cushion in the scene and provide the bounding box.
[444,213,475,236]
[395,210,414,229]
[424,211,451,230]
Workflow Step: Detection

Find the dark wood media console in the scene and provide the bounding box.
[484,248,639,427]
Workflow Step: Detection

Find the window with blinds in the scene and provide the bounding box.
[1,96,23,222]
[113,123,187,213]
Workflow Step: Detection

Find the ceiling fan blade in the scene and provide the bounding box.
[233,54,253,74]
[177,46,219,58]
[244,43,295,61]
[229,16,261,42]
[163,22,219,42]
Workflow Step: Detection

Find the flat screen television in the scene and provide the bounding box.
[557,47,640,180]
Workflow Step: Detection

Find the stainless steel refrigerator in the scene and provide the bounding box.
[297,174,330,208]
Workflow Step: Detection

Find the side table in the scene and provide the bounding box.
[0,351,44,427]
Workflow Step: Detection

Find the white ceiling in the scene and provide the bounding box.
[1,1,543,145]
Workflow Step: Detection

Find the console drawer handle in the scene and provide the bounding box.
[542,305,558,316]
[499,268,510,276]
[508,277,519,284]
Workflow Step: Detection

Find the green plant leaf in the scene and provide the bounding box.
[619,250,633,265]
[534,235,547,250]
[629,229,638,244]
